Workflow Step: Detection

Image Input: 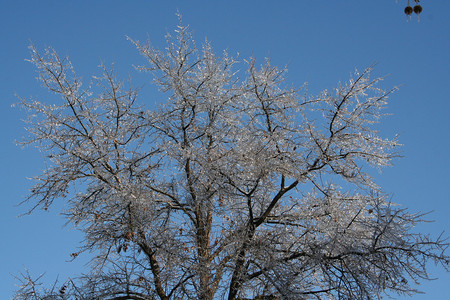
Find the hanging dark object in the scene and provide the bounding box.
[414,5,423,14]
[404,5,413,15]
[403,0,423,21]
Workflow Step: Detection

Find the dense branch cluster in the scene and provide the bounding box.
[14,20,448,300]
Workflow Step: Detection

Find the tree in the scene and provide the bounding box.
[14,19,448,300]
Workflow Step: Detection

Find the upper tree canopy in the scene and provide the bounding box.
[14,18,448,300]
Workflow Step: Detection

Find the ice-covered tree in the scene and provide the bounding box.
[14,19,448,300]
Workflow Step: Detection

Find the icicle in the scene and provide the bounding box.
[413,3,423,22]
[404,0,413,21]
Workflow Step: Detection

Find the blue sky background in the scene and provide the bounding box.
[1,1,449,299]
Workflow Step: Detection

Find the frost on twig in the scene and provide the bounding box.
[14,17,448,300]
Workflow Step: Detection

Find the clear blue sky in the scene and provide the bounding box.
[1,1,449,299]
